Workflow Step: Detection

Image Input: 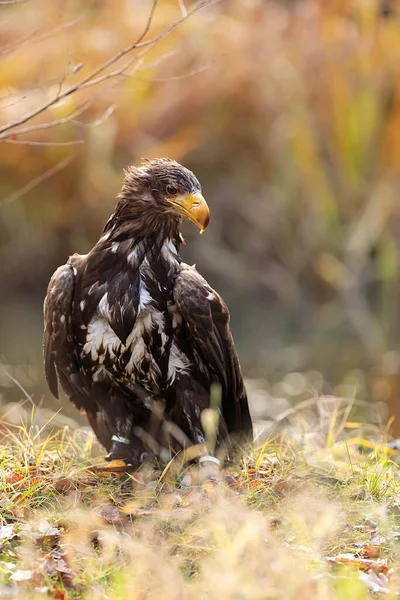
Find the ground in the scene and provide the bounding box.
[0,399,399,599]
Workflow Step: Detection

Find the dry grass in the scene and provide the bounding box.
[0,400,400,599]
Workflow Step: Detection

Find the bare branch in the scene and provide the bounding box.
[72,104,117,128]
[0,153,75,207]
[0,28,39,56]
[2,138,84,146]
[178,0,188,17]
[4,101,117,139]
[128,62,211,83]
[0,15,85,63]
[0,0,158,137]
[72,0,213,91]
[0,94,27,109]
[3,99,93,137]
[0,0,28,4]
[0,0,214,140]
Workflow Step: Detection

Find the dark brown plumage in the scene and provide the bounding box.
[43,158,252,466]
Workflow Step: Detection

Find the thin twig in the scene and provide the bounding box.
[0,0,213,140]
[72,104,116,128]
[2,138,84,146]
[0,153,75,206]
[0,94,27,109]
[4,99,93,137]
[0,98,111,143]
[0,15,85,62]
[0,0,159,137]
[0,0,28,4]
[127,63,211,83]
[178,0,188,17]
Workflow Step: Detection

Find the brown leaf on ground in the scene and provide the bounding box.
[5,472,24,485]
[223,474,239,487]
[92,460,133,479]
[268,476,296,495]
[54,557,75,589]
[43,551,75,589]
[95,503,127,525]
[52,590,68,599]
[34,521,60,545]
[326,553,388,574]
[360,545,380,559]
[54,478,75,494]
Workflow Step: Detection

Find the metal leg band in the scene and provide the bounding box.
[199,455,220,466]
[111,435,130,445]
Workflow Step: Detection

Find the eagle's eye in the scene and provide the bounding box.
[166,184,178,196]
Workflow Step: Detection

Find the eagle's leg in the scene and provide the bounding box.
[86,408,143,465]
[105,435,132,462]
[105,435,148,466]
[89,386,148,464]
[105,411,150,465]
[167,377,228,466]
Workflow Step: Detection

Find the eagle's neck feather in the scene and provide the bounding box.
[88,213,182,279]
[102,190,181,243]
[99,207,181,252]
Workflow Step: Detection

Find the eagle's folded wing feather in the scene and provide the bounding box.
[173,266,253,437]
[43,263,96,414]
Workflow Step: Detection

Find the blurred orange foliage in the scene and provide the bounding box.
[1,0,400,426]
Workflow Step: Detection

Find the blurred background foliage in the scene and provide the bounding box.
[1,0,400,431]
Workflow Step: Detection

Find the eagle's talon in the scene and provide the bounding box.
[106,440,133,462]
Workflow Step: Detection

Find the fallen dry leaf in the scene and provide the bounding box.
[326,553,388,574]
[224,475,239,487]
[92,460,132,479]
[5,473,24,485]
[53,590,68,599]
[54,557,74,588]
[54,478,75,494]
[34,521,60,544]
[95,503,127,525]
[360,545,380,559]
[42,551,75,589]
[0,524,18,542]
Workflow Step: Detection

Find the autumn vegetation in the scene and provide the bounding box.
[1,401,399,599]
[2,0,400,597]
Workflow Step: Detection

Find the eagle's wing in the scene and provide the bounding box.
[43,262,97,414]
[173,265,253,438]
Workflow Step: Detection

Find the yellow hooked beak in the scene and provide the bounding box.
[166,191,210,233]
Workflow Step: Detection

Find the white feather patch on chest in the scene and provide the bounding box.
[81,248,191,388]
[138,277,152,312]
[167,342,191,383]
[82,283,168,384]
[83,317,121,362]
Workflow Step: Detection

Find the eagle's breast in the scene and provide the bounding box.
[76,240,191,395]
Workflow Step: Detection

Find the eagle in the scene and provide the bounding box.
[43,158,252,467]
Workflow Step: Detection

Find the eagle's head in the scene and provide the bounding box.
[118,158,210,234]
